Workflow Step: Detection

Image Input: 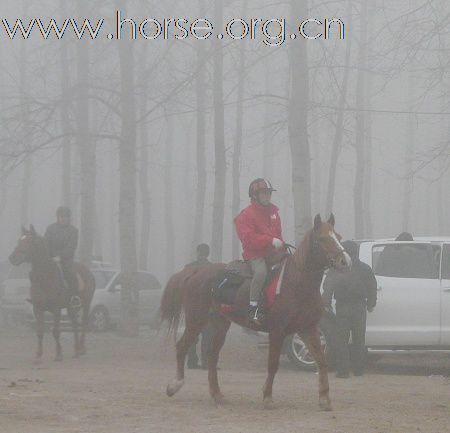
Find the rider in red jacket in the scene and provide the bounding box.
[234,179,284,325]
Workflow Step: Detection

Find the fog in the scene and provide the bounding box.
[0,0,448,283]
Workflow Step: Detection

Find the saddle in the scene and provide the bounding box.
[211,252,289,308]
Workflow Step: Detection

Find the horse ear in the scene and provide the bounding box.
[314,214,322,232]
[328,213,335,227]
[29,224,36,236]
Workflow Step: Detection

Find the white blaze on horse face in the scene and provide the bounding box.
[329,230,352,270]
[20,235,27,240]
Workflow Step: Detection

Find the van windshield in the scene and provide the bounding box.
[372,244,439,279]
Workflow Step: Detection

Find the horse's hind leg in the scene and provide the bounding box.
[33,307,45,365]
[207,313,230,404]
[53,309,63,362]
[79,304,89,355]
[67,307,81,358]
[166,318,206,397]
[262,329,284,409]
[301,328,332,411]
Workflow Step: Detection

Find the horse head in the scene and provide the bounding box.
[9,225,42,266]
[294,214,352,273]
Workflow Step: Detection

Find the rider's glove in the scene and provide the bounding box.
[52,256,61,264]
[272,238,283,249]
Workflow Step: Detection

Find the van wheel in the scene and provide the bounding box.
[89,306,110,332]
[285,324,336,371]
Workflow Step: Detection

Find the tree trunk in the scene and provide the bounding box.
[354,0,368,238]
[19,23,31,226]
[76,1,96,265]
[60,0,72,207]
[138,46,151,271]
[192,0,207,250]
[231,0,248,260]
[325,0,352,216]
[364,2,375,238]
[402,74,415,232]
[117,1,139,337]
[164,114,175,276]
[211,0,226,261]
[288,0,311,241]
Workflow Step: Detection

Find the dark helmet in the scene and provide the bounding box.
[395,232,413,241]
[342,240,359,260]
[248,178,276,199]
[196,243,210,258]
[56,206,71,218]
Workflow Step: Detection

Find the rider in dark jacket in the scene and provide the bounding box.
[44,206,80,308]
[322,240,377,377]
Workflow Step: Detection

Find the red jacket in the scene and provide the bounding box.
[234,201,283,260]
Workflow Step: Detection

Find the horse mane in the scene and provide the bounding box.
[292,229,313,272]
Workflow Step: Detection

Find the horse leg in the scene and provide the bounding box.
[166,319,206,397]
[262,329,284,409]
[207,314,231,404]
[53,309,63,362]
[33,307,44,365]
[301,328,332,411]
[79,304,88,355]
[67,307,80,358]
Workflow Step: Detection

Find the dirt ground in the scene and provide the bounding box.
[1,324,449,433]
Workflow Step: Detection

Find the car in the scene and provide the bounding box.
[0,263,33,325]
[89,269,162,331]
[260,237,450,370]
[0,263,162,331]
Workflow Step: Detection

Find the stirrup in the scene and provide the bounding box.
[248,305,263,326]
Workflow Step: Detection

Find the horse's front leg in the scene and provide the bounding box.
[207,313,231,404]
[301,328,332,411]
[79,304,88,356]
[33,307,44,364]
[262,329,285,409]
[53,309,63,361]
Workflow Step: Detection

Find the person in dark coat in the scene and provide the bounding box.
[322,240,377,377]
[44,206,80,308]
[186,244,213,369]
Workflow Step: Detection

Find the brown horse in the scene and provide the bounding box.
[160,214,351,410]
[9,225,95,363]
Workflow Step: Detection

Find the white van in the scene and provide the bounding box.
[261,237,450,370]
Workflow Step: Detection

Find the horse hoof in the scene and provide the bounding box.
[319,398,332,411]
[263,397,275,410]
[212,393,226,405]
[166,379,184,397]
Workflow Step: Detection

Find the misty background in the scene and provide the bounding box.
[0,0,448,289]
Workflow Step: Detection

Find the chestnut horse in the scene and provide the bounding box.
[160,214,351,410]
[9,225,96,363]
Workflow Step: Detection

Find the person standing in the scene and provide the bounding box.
[186,244,213,369]
[322,240,377,377]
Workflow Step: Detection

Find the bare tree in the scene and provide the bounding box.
[211,0,226,261]
[116,1,139,336]
[231,0,248,259]
[288,0,311,241]
[192,0,208,250]
[354,0,368,238]
[76,1,96,265]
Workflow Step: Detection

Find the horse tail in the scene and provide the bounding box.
[159,269,193,336]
